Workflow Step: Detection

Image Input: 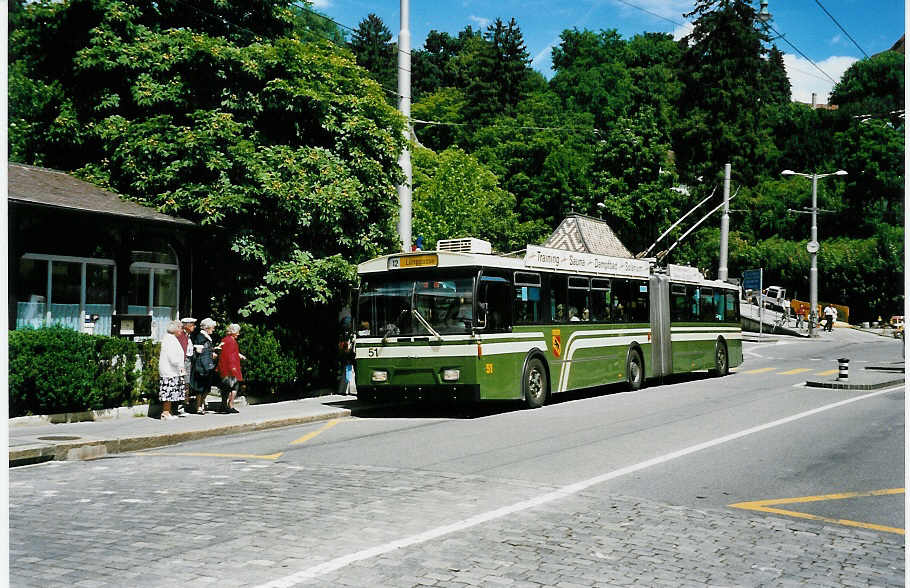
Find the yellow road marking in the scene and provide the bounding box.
[143,452,283,460]
[730,488,905,535]
[815,369,839,376]
[779,368,812,375]
[744,367,776,374]
[291,418,342,445]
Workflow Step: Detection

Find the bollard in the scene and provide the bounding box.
[837,358,849,381]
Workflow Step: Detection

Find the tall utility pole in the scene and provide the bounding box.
[718,163,731,282]
[782,169,847,337]
[397,0,412,252]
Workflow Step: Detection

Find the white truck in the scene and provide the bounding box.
[751,286,790,314]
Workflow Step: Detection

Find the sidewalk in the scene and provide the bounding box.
[9,394,355,467]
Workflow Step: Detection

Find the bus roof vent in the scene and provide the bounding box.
[437,238,492,254]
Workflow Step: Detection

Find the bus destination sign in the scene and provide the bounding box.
[524,245,651,278]
[387,254,439,270]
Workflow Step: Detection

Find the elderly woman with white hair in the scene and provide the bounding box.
[216,323,245,413]
[189,317,218,414]
[158,320,187,420]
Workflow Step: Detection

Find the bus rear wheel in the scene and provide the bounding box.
[523,357,548,409]
[711,341,729,377]
[626,349,644,391]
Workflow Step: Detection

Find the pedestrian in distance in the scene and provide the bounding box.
[176,317,196,415]
[190,318,218,414]
[158,320,187,420]
[217,323,246,413]
[823,304,837,332]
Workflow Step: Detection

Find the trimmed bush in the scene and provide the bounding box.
[9,327,143,417]
[234,323,298,397]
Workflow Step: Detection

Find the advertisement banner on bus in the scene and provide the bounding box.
[524,245,651,278]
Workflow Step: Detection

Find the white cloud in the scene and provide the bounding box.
[308,0,331,8]
[672,22,693,41]
[531,41,557,70]
[782,54,857,104]
[469,15,490,29]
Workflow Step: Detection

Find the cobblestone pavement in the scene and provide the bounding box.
[11,457,904,587]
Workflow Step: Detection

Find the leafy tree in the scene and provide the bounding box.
[412,29,464,100]
[676,0,778,185]
[832,119,904,235]
[411,146,539,251]
[625,32,684,136]
[829,50,905,124]
[550,28,633,129]
[348,13,397,96]
[11,0,406,321]
[592,107,687,254]
[411,87,469,151]
[463,17,532,122]
[469,90,595,235]
[763,45,791,105]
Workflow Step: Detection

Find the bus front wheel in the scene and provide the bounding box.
[523,357,548,409]
[626,349,644,391]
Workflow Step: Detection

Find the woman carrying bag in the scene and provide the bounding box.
[190,318,218,414]
[217,323,245,413]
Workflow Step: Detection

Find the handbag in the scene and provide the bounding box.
[220,375,238,390]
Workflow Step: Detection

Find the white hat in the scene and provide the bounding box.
[180,317,197,324]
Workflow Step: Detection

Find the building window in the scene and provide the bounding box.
[128,247,179,340]
[16,254,116,335]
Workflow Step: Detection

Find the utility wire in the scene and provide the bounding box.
[812,0,869,59]
[611,0,685,27]
[759,20,838,83]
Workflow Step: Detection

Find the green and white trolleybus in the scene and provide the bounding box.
[354,238,743,407]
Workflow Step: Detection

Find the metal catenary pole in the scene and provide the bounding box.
[718,163,731,282]
[396,0,412,252]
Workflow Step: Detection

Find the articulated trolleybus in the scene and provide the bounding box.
[354,238,742,408]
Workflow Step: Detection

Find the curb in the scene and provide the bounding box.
[804,378,905,391]
[8,408,351,467]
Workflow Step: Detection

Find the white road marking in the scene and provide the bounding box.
[254,385,904,588]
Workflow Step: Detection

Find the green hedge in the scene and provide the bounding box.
[9,324,302,417]
[9,327,142,417]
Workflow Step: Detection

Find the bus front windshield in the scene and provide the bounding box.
[358,275,475,337]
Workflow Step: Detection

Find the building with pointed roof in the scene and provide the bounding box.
[542,214,633,258]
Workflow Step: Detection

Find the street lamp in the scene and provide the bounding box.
[781,169,848,337]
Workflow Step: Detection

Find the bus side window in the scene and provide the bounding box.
[629,280,649,322]
[700,288,715,322]
[549,274,567,323]
[688,286,699,321]
[670,283,687,322]
[612,279,629,323]
[568,277,589,322]
[514,272,542,324]
[590,279,611,322]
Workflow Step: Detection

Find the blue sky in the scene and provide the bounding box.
[309,0,905,104]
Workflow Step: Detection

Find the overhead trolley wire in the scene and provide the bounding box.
[759,20,838,84]
[811,0,870,59]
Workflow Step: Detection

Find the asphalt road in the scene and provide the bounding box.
[10,329,905,587]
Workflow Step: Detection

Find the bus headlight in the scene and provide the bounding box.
[442,369,460,382]
[371,370,389,383]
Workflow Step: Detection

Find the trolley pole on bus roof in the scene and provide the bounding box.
[397,0,413,253]
[718,163,731,282]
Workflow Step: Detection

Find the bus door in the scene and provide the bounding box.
[649,273,672,378]
[476,274,513,332]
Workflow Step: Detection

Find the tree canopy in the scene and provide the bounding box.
[10,0,905,335]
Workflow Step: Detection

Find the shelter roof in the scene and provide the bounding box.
[8,162,194,226]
